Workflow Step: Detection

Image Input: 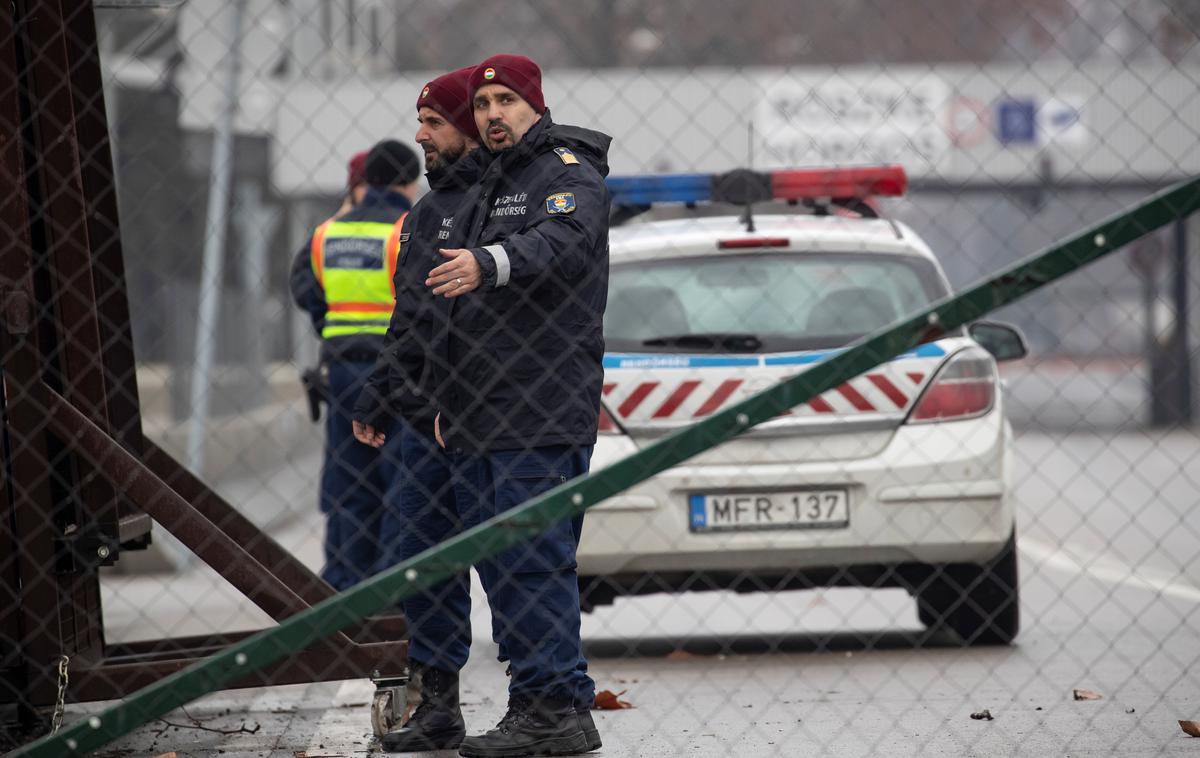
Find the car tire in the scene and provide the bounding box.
[917,530,1020,645]
[578,576,616,613]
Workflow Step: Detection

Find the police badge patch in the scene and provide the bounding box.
[545,192,576,214]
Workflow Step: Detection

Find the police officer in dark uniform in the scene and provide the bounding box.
[289,139,420,591]
[352,66,479,533]
[421,54,612,758]
[349,66,484,753]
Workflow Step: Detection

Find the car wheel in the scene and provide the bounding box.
[578,576,616,613]
[917,531,1020,645]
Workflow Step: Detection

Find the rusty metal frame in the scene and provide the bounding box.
[1,1,406,742]
[1,0,65,731]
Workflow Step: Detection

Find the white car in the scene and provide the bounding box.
[577,167,1026,645]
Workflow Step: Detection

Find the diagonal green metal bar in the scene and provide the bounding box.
[11,176,1200,758]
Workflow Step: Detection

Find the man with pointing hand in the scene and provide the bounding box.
[421,54,612,758]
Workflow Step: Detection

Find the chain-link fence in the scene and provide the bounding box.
[4,1,1200,756]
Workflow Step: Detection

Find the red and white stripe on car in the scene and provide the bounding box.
[598,340,985,433]
[603,370,926,421]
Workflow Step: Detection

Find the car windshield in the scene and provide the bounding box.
[605,252,948,353]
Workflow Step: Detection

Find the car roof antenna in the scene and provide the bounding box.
[741,121,756,232]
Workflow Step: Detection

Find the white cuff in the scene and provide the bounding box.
[484,244,510,287]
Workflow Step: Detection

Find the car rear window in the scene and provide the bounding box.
[605,252,948,353]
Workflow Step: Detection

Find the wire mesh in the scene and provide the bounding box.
[3,2,1200,757]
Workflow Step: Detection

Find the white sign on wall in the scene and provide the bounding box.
[1037,95,1088,147]
[755,74,950,171]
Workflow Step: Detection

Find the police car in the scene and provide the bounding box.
[578,166,1026,645]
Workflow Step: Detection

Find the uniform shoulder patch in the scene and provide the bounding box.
[553,146,579,165]
[545,192,577,214]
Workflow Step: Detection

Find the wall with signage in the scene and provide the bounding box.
[173,61,1199,195]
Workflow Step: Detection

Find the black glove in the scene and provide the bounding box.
[300,366,329,423]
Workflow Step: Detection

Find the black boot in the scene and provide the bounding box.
[576,707,601,753]
[458,696,602,757]
[381,665,466,753]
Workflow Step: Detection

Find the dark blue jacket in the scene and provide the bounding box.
[353,153,483,429]
[432,113,612,451]
[289,187,413,362]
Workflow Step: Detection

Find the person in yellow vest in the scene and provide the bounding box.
[289,139,420,590]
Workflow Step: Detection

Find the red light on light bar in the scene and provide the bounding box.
[771,166,907,201]
[717,237,790,249]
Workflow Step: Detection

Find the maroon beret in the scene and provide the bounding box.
[469,54,545,114]
[417,66,478,137]
[346,150,368,190]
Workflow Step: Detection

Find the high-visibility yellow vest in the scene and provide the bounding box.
[310,215,407,340]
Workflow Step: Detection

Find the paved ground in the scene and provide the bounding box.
[999,358,1151,430]
[63,428,1200,757]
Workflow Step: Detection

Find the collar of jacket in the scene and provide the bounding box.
[543,121,613,178]
[478,109,556,176]
[359,186,414,212]
[426,148,483,192]
[456,112,557,250]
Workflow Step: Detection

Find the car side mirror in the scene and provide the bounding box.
[968,321,1028,362]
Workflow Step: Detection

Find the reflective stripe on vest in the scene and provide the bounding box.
[311,214,408,339]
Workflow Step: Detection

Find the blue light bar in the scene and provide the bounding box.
[607,173,712,206]
[606,166,908,211]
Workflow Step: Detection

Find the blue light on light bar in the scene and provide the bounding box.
[607,173,712,206]
[607,166,908,210]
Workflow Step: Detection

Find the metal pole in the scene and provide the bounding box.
[1172,217,1193,423]
[1144,267,1165,427]
[187,0,246,473]
[290,199,320,368]
[234,181,275,408]
[98,20,120,198]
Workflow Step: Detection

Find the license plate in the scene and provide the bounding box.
[689,490,849,532]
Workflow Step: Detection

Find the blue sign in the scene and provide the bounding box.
[996,98,1037,145]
